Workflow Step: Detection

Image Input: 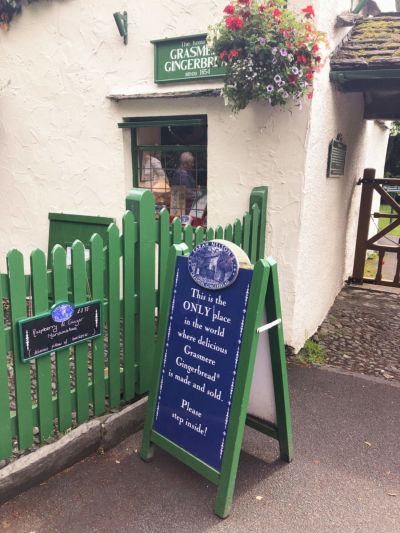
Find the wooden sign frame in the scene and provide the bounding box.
[141,243,293,518]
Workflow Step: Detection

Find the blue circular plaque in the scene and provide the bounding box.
[188,241,239,290]
[51,303,75,323]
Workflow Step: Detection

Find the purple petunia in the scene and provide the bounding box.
[280,48,288,57]
[258,37,267,45]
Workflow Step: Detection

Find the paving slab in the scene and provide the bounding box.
[1,365,399,533]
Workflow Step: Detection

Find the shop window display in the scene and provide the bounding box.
[134,121,207,227]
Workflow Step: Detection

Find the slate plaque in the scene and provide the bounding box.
[153,255,253,471]
[327,136,347,177]
[18,301,102,362]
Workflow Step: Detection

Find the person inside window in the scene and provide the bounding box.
[170,152,196,190]
[140,151,170,205]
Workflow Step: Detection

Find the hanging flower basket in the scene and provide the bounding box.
[0,0,42,28]
[207,0,328,112]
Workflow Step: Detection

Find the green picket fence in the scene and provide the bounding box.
[0,186,267,461]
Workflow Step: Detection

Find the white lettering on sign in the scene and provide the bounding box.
[164,44,218,73]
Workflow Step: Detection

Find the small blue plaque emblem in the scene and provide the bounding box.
[51,303,75,323]
[188,241,239,290]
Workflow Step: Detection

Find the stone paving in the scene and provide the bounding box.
[317,285,400,382]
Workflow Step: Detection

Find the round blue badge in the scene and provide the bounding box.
[51,303,75,323]
[188,241,239,290]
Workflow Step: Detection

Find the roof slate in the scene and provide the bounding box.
[331,13,400,71]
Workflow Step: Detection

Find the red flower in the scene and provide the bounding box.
[228,49,239,59]
[273,8,281,18]
[313,44,319,52]
[288,74,298,84]
[259,4,267,12]
[224,5,235,14]
[307,66,313,80]
[219,51,227,59]
[302,5,315,17]
[238,0,251,4]
[226,16,244,30]
[296,54,307,64]
[307,90,314,99]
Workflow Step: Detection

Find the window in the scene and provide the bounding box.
[120,115,208,227]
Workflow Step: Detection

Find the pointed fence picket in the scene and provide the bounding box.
[0,186,267,461]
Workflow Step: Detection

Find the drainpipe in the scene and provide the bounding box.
[352,0,369,13]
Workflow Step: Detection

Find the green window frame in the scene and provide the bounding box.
[118,115,208,223]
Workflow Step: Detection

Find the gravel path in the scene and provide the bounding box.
[317,286,400,382]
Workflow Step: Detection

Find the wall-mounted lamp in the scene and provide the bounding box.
[113,11,128,45]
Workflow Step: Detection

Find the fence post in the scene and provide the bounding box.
[249,186,268,261]
[352,168,376,283]
[126,188,156,393]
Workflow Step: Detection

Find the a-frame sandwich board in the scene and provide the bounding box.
[141,243,293,518]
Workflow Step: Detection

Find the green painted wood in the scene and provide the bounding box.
[0,270,12,459]
[249,204,260,264]
[233,219,242,246]
[107,224,121,408]
[224,224,233,242]
[245,414,278,439]
[52,245,72,432]
[158,208,170,309]
[249,187,268,260]
[266,258,293,462]
[242,212,251,260]
[151,431,220,485]
[215,260,270,518]
[122,212,136,401]
[194,226,204,246]
[71,240,89,424]
[7,249,33,450]
[206,227,214,241]
[140,243,188,462]
[215,225,223,239]
[126,189,156,393]
[183,224,194,252]
[31,249,53,442]
[90,234,106,416]
[171,218,182,245]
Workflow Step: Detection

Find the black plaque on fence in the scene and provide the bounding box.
[18,301,102,362]
[327,134,347,177]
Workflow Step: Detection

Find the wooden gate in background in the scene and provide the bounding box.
[352,168,400,288]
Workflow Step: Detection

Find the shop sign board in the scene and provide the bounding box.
[151,34,226,83]
[141,242,293,518]
[18,301,102,362]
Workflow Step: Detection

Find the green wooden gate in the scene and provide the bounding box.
[0,187,267,461]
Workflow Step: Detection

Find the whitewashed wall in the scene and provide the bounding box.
[0,0,389,351]
[292,0,390,346]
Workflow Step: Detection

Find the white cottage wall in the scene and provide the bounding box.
[291,1,390,350]
[0,0,310,346]
[0,0,389,350]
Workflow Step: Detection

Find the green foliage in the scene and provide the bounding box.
[295,339,327,365]
[0,0,47,28]
[390,121,400,136]
[207,0,328,112]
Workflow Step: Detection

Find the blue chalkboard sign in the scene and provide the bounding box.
[153,256,252,470]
